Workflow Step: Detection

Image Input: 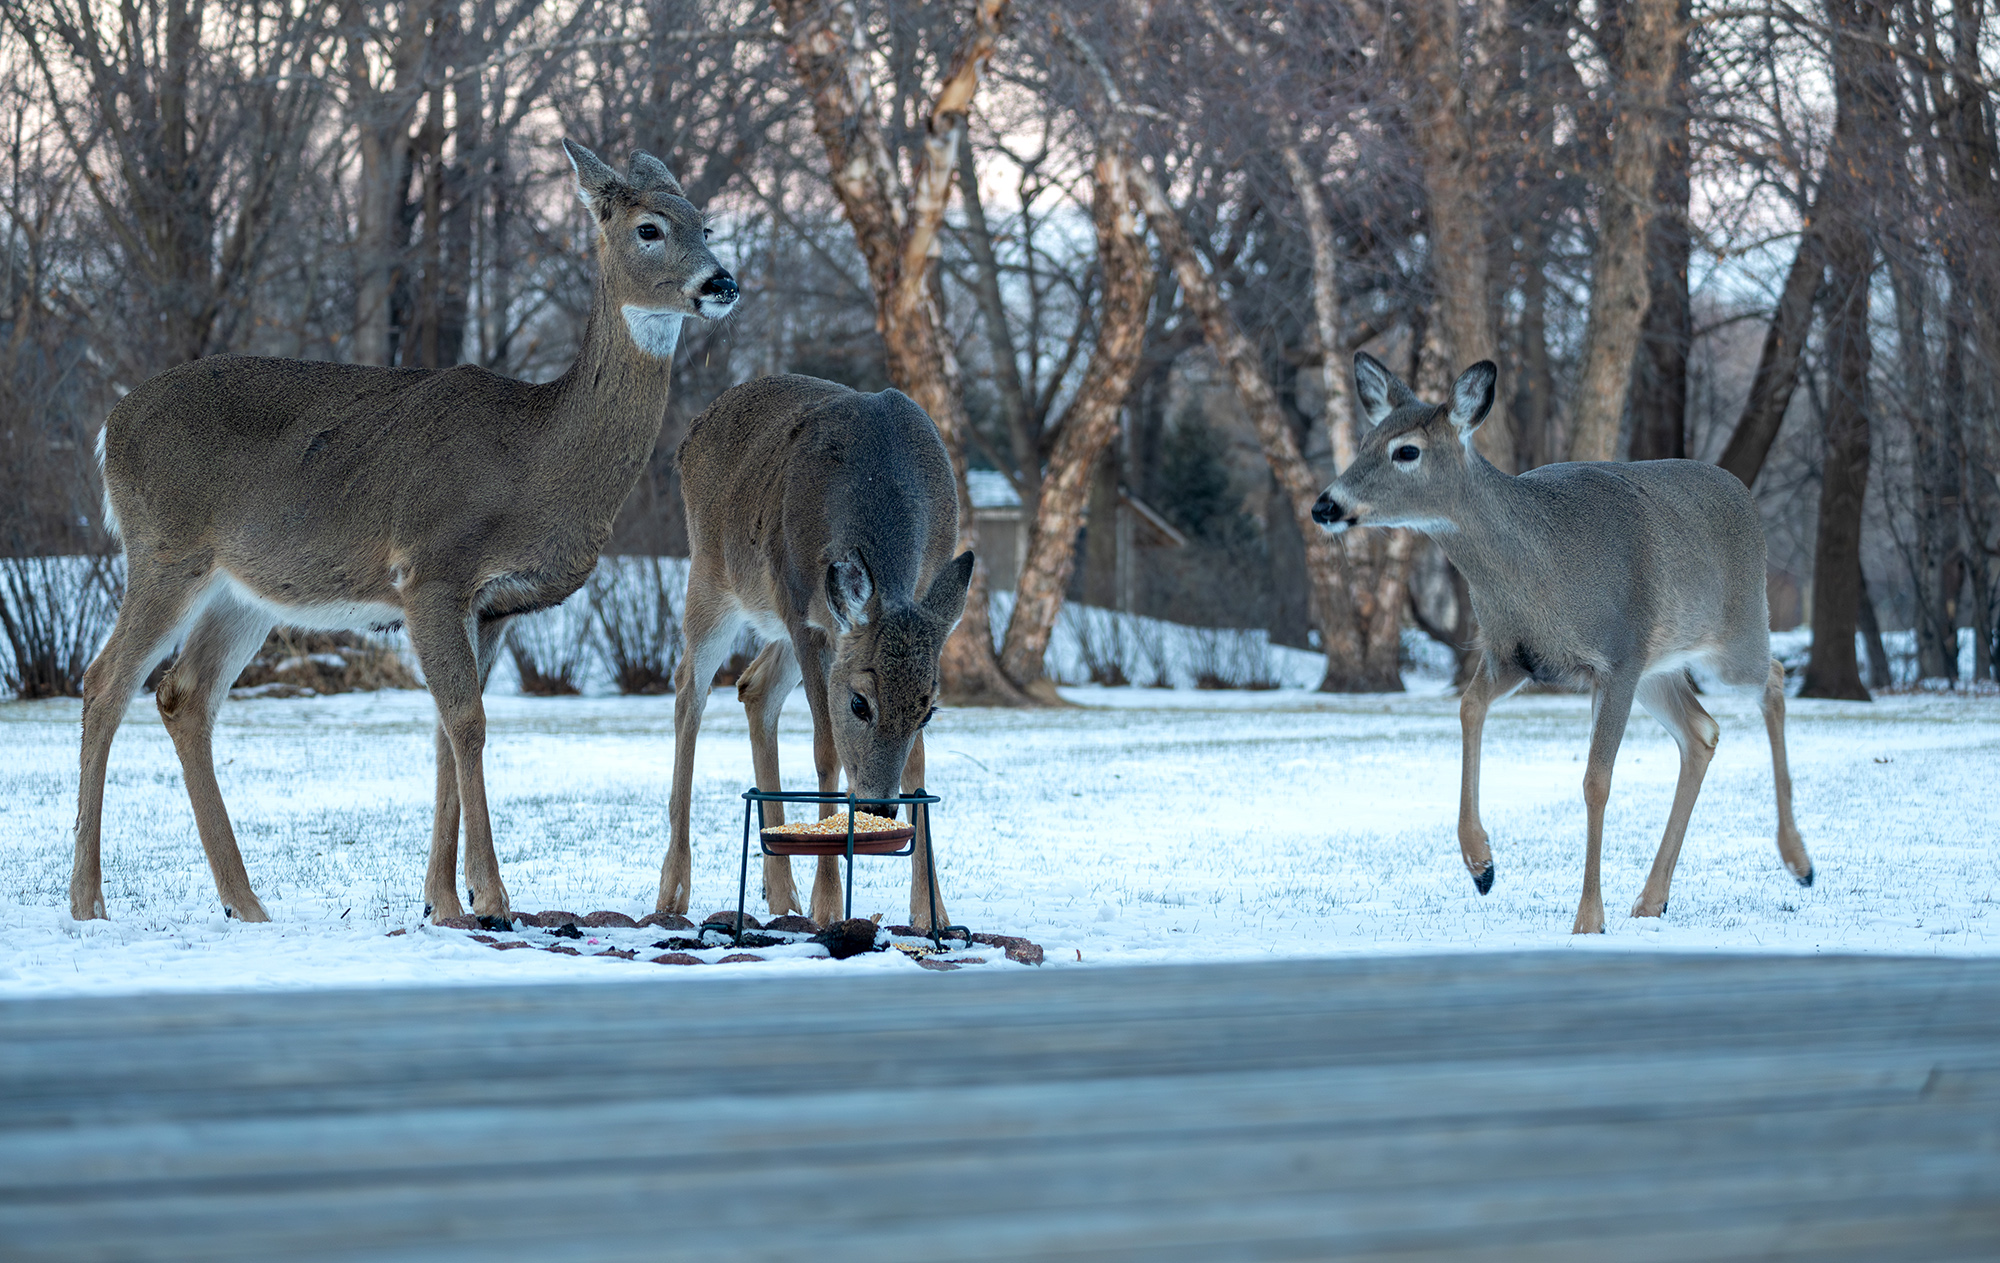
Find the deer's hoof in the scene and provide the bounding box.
[224,901,271,924]
[477,915,514,932]
[1470,863,1495,896]
[1793,864,1814,888]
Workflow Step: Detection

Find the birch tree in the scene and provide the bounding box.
[773,0,1030,704]
[995,38,1154,695]
[1567,0,1687,462]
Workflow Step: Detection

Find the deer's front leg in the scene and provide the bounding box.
[738,641,805,917]
[1457,662,1523,895]
[663,591,737,916]
[423,616,509,920]
[407,588,510,925]
[797,652,845,927]
[1576,673,1639,935]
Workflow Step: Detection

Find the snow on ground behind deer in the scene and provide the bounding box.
[0,678,1993,996]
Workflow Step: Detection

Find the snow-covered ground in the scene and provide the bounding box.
[1,672,1993,997]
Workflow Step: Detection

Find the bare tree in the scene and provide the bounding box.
[1382,0,1514,471]
[1567,0,1687,461]
[6,0,331,376]
[1800,0,1898,701]
[995,33,1154,694]
[773,0,1030,704]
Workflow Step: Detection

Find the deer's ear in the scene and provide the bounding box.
[1447,361,1497,437]
[627,151,684,197]
[1354,352,1416,427]
[562,139,621,215]
[922,551,975,630]
[826,549,875,632]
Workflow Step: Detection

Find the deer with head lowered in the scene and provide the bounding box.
[663,375,972,929]
[1313,354,1812,934]
[71,140,736,927]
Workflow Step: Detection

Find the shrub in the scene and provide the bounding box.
[505,611,587,696]
[1188,627,1280,690]
[0,555,121,699]
[1063,604,1133,686]
[591,557,682,694]
[229,629,419,697]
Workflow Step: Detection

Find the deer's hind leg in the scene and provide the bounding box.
[737,639,806,917]
[72,559,212,921]
[1631,672,1719,918]
[1760,657,1813,886]
[1457,659,1527,895]
[423,615,511,921]
[154,589,275,921]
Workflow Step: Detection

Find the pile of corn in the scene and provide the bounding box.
[766,811,903,835]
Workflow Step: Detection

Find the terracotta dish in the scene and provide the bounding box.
[761,810,914,855]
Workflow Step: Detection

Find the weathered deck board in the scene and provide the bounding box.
[4,953,1999,1261]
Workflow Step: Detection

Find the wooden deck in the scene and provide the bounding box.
[4,952,1998,1261]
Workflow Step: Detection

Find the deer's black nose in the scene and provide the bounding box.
[700,270,738,303]
[1311,491,1341,525]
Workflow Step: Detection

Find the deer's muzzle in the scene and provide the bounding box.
[1311,490,1354,533]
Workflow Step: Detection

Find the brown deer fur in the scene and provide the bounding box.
[664,375,971,929]
[70,141,736,926]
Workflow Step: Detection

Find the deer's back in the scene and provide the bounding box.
[679,375,958,611]
[98,355,615,611]
[103,356,544,524]
[1476,459,1770,684]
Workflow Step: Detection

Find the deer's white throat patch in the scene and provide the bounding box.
[621,306,684,359]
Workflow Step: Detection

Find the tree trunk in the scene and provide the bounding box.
[1626,29,1692,463]
[345,0,430,368]
[1714,218,1825,486]
[1800,0,1893,702]
[1568,0,1685,462]
[1281,142,1414,687]
[1396,0,1514,471]
[1514,211,1557,471]
[1120,159,1387,691]
[1798,205,1874,701]
[956,140,1036,505]
[1886,250,1961,682]
[998,142,1152,692]
[438,7,478,368]
[775,0,1030,705]
[1855,561,1894,688]
[1932,0,1999,684]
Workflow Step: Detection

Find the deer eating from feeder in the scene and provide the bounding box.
[662,375,972,930]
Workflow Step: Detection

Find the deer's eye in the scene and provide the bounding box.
[636,223,662,241]
[850,694,872,722]
[1393,444,1421,463]
[920,705,938,728]
[702,226,713,240]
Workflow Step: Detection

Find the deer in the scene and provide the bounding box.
[70,140,737,928]
[1312,353,1813,934]
[662,374,973,930]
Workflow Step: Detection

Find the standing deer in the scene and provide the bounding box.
[664,375,972,929]
[71,140,736,927]
[1312,354,1812,934]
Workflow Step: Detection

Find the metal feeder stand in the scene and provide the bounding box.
[723,787,970,950]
